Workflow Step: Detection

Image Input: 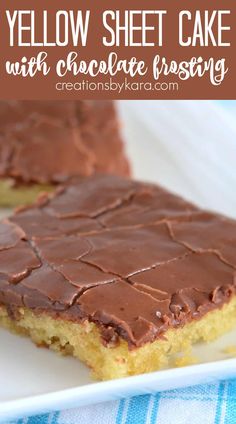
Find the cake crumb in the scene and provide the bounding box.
[174,355,199,367]
[223,346,236,356]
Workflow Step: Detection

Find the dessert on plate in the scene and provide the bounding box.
[0,174,236,380]
[0,101,130,206]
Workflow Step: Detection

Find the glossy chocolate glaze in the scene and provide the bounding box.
[0,101,130,184]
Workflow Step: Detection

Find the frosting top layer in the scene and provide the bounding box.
[0,101,130,184]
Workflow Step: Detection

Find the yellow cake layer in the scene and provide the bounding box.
[1,297,236,381]
[0,179,54,207]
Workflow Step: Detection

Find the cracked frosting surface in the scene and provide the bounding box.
[0,101,130,184]
[1,174,236,348]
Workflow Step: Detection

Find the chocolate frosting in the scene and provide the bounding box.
[1,175,236,348]
[169,212,236,268]
[0,220,25,250]
[0,101,130,184]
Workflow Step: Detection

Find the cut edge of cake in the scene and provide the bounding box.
[1,296,236,380]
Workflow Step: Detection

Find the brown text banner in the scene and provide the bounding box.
[0,0,235,99]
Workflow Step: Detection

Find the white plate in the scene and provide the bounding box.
[1,327,236,422]
[1,100,236,422]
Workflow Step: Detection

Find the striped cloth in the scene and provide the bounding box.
[8,379,236,424]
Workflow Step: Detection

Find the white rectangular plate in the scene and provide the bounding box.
[1,100,236,422]
[1,327,236,422]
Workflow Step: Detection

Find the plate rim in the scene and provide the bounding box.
[1,357,236,421]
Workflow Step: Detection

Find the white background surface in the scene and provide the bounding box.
[119,100,236,217]
[0,100,236,421]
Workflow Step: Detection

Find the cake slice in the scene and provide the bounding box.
[0,101,130,206]
[0,174,236,380]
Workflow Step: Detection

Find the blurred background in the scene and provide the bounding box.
[119,100,236,218]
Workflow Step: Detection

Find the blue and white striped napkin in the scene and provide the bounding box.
[8,379,236,424]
